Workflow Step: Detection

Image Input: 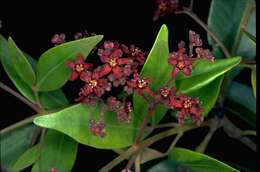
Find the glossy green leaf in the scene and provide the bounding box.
[134,24,171,125]
[8,37,36,86]
[169,148,238,172]
[185,76,224,116]
[208,0,255,58]
[147,160,186,172]
[11,145,39,172]
[34,103,141,149]
[0,123,36,171]
[176,57,241,94]
[40,90,69,109]
[35,35,103,91]
[36,130,78,172]
[1,35,69,108]
[31,161,39,172]
[0,34,35,102]
[243,29,256,45]
[251,67,256,97]
[226,81,256,127]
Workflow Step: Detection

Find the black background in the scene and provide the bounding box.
[0,0,256,171]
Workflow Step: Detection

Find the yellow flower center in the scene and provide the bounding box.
[177,61,185,70]
[160,89,170,98]
[75,64,85,72]
[89,80,98,88]
[108,58,118,67]
[184,99,192,109]
[137,79,147,88]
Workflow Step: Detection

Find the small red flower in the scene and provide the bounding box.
[168,45,193,77]
[125,72,155,96]
[89,119,105,137]
[66,53,93,81]
[126,44,147,65]
[76,71,111,98]
[49,168,59,172]
[169,94,204,126]
[51,33,66,45]
[153,0,179,21]
[107,96,132,123]
[98,41,132,78]
[155,86,176,105]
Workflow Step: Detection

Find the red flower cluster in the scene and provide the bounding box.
[66,33,213,136]
[66,41,147,137]
[89,119,106,137]
[107,96,132,123]
[169,94,204,125]
[168,31,214,78]
[153,0,179,21]
[154,86,204,125]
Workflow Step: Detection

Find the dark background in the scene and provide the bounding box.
[0,0,256,171]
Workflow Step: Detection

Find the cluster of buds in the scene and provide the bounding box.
[153,0,179,21]
[168,30,214,77]
[66,31,214,137]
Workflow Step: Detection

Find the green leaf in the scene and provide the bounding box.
[251,67,256,97]
[176,57,241,94]
[243,29,256,45]
[147,160,186,172]
[226,81,256,127]
[35,35,103,91]
[134,24,171,125]
[11,145,39,172]
[169,148,239,172]
[0,34,35,102]
[1,35,69,109]
[8,37,36,86]
[185,76,224,116]
[31,161,39,172]
[40,90,69,110]
[34,103,141,149]
[0,123,36,171]
[37,130,78,172]
[208,0,255,58]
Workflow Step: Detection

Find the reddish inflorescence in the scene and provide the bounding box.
[153,0,179,21]
[66,30,214,137]
[89,119,106,137]
[51,33,66,45]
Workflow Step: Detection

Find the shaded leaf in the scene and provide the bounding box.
[0,124,36,171]
[134,24,171,125]
[251,67,256,97]
[35,35,103,91]
[11,145,39,172]
[37,130,78,172]
[1,35,69,108]
[208,0,255,58]
[176,57,241,94]
[184,76,224,116]
[34,103,141,149]
[243,29,256,45]
[147,159,186,172]
[7,37,36,86]
[225,81,256,127]
[169,147,238,172]
[0,34,35,102]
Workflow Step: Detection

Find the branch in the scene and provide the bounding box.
[176,8,231,58]
[222,116,256,152]
[0,82,40,112]
[195,119,220,153]
[0,114,38,134]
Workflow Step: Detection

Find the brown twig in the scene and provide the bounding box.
[0,82,40,112]
[175,8,231,58]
